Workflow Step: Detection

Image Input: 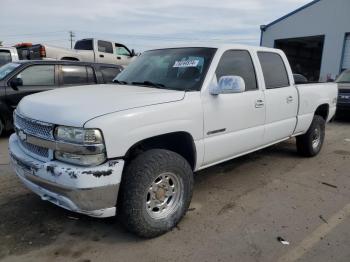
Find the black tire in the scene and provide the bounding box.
[118,149,193,238]
[296,115,325,157]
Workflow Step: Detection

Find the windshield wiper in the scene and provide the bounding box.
[113,79,128,85]
[131,81,167,89]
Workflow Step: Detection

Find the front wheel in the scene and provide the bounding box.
[118,149,193,238]
[296,115,325,157]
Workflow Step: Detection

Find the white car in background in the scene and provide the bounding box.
[0,47,19,66]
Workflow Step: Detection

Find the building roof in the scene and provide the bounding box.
[262,0,322,30]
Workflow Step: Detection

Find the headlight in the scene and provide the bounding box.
[55,151,106,166]
[55,126,103,144]
[54,126,106,166]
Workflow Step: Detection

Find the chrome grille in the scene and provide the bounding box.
[14,112,54,140]
[19,139,49,159]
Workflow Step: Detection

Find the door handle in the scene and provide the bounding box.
[99,54,104,58]
[255,99,265,108]
[286,96,294,103]
[117,56,121,60]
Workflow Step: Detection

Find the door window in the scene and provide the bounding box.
[258,52,290,89]
[0,50,12,66]
[115,46,131,56]
[98,41,113,54]
[101,67,122,83]
[61,65,96,85]
[16,65,55,86]
[215,50,258,91]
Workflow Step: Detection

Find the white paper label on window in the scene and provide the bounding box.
[173,60,199,68]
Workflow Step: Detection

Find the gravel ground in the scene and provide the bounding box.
[0,117,350,262]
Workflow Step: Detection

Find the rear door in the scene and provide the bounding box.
[5,64,56,108]
[96,40,116,64]
[258,52,298,144]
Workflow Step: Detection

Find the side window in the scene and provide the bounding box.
[61,65,95,85]
[16,65,55,86]
[98,41,113,54]
[100,67,122,83]
[74,40,93,50]
[0,50,12,66]
[215,50,258,91]
[115,46,130,56]
[258,52,290,89]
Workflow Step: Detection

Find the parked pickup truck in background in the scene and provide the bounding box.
[0,60,122,135]
[336,69,350,113]
[15,38,137,67]
[0,47,19,66]
[9,45,337,238]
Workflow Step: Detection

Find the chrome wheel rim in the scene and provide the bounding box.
[145,172,182,220]
[312,127,321,150]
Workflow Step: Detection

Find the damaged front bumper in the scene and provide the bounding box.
[9,134,124,218]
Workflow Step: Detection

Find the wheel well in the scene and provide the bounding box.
[61,57,79,61]
[124,132,196,170]
[315,104,329,120]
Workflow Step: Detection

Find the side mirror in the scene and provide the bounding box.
[10,78,23,91]
[130,49,135,57]
[210,76,245,95]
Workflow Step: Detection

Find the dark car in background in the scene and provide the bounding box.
[336,69,350,113]
[0,60,123,135]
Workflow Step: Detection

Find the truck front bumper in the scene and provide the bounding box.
[9,134,124,218]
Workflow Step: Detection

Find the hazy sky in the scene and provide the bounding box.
[0,0,310,51]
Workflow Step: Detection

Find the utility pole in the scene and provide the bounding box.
[69,31,75,49]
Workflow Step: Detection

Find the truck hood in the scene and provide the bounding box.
[17,84,185,127]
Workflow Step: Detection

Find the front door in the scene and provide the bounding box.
[115,45,133,67]
[5,64,56,109]
[202,50,266,166]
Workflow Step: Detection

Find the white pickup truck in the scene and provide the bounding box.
[9,45,337,237]
[15,39,137,67]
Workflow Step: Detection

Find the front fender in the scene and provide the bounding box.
[84,92,203,159]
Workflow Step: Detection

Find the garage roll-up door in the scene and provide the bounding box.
[342,34,350,70]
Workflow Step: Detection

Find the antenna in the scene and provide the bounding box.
[69,31,75,49]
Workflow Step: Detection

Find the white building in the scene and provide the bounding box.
[260,0,350,82]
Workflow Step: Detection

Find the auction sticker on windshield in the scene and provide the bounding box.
[173,60,199,68]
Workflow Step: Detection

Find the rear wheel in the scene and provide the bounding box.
[118,149,193,238]
[296,115,325,157]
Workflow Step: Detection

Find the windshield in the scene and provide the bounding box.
[114,47,217,91]
[0,62,21,80]
[337,70,350,83]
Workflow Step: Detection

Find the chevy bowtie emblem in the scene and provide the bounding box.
[18,130,27,141]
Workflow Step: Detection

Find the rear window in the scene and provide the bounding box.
[258,52,290,89]
[61,65,97,85]
[74,40,93,50]
[0,50,12,66]
[101,67,122,83]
